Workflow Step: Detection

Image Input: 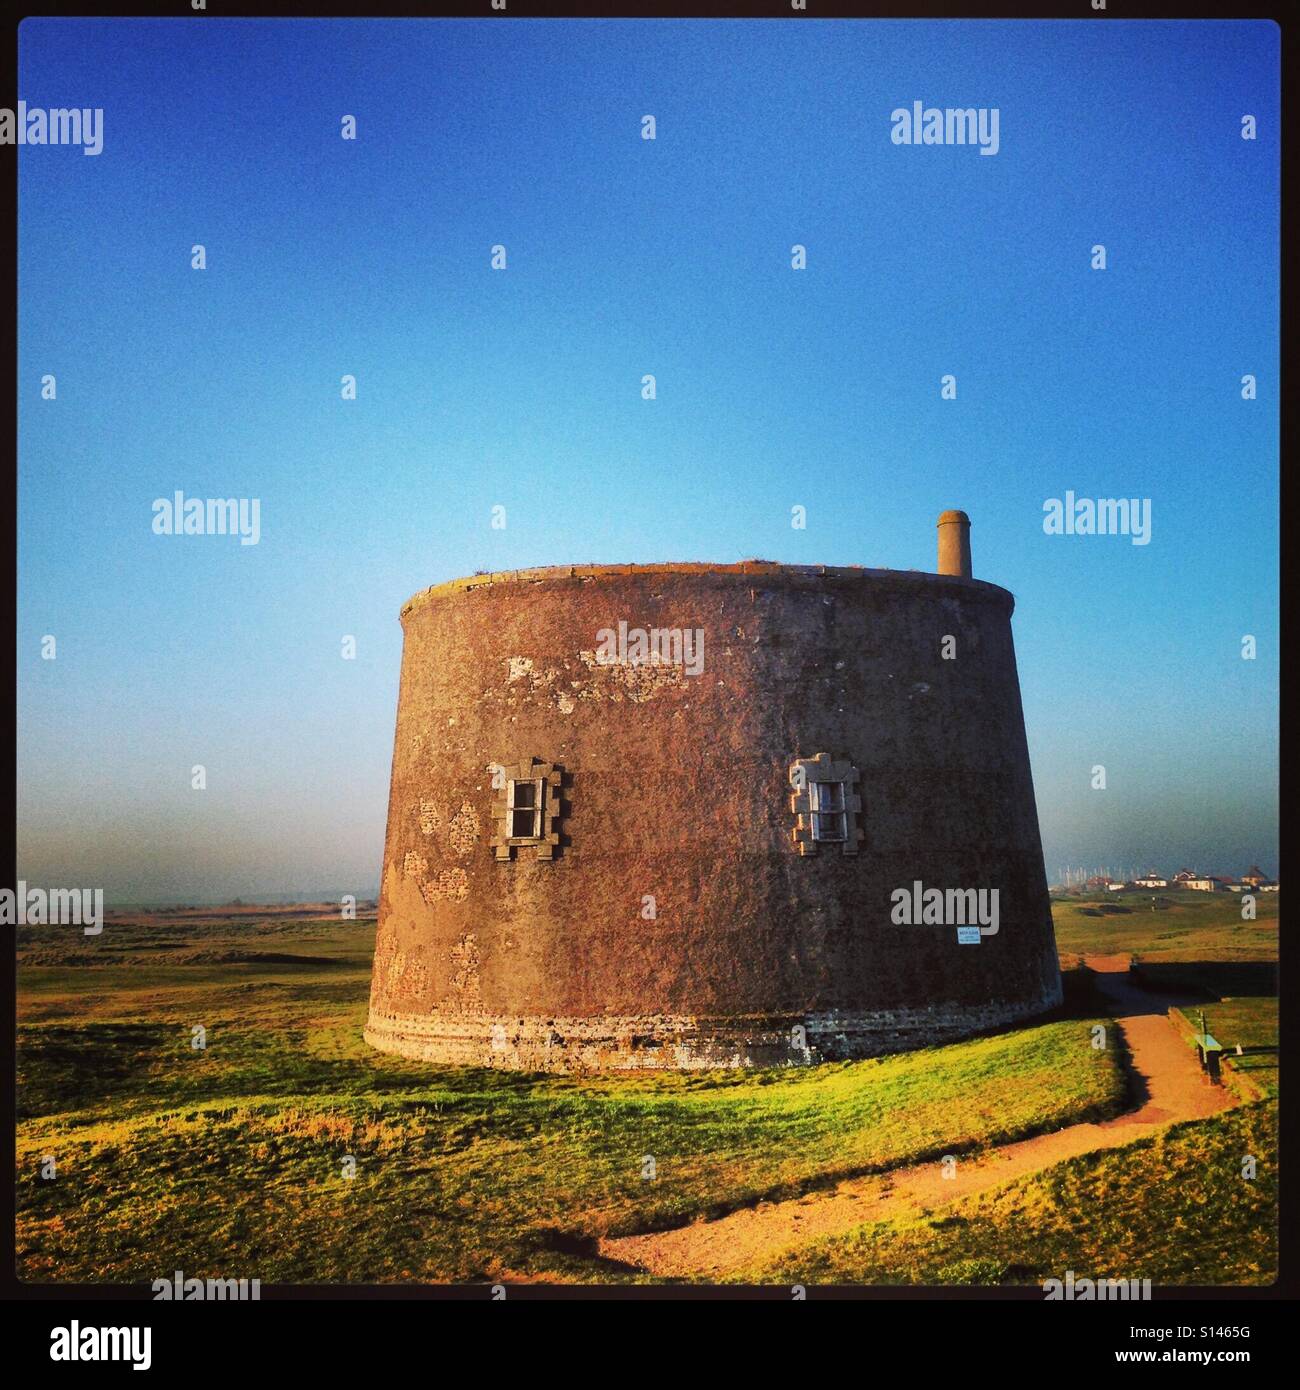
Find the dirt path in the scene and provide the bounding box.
[597,957,1236,1279]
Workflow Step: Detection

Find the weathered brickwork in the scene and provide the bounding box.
[364,992,1062,1072]
[366,561,1062,1072]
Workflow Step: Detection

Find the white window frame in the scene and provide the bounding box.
[789,754,862,857]
[506,777,545,841]
[809,780,848,842]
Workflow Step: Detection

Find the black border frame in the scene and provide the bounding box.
[2,0,1291,1344]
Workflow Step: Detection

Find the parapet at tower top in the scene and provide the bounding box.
[401,511,989,619]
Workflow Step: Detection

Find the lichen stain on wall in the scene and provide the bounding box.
[576,650,686,703]
[489,651,686,716]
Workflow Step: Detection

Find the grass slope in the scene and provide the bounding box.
[17,900,1277,1286]
[18,915,1123,1283]
[736,1102,1278,1287]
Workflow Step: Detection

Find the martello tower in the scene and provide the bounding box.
[365,512,1061,1072]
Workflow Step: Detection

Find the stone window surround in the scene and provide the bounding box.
[492,758,563,861]
[790,754,864,856]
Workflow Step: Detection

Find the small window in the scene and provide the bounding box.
[810,781,847,842]
[788,753,862,856]
[493,759,564,862]
[507,778,544,839]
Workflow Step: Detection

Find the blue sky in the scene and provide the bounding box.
[18,18,1279,901]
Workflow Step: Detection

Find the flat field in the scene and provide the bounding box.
[15,894,1278,1285]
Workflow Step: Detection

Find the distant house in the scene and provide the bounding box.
[1107,881,1126,892]
[1173,870,1197,884]
[1241,865,1271,887]
[1184,876,1222,892]
[1227,870,1279,894]
[1133,874,1168,888]
[1086,875,1113,890]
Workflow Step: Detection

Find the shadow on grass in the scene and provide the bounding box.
[1132,961,1279,999]
[16,1023,172,1119]
[1053,965,1114,1018]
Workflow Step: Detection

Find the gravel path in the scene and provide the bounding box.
[597,956,1235,1280]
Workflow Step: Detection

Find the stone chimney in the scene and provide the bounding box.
[937,509,972,578]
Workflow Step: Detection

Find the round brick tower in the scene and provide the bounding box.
[365,516,1061,1071]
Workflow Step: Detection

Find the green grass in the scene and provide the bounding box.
[16,902,1277,1285]
[1051,889,1278,964]
[17,1013,1124,1283]
[1171,997,1279,1100]
[735,1102,1278,1286]
[17,914,1127,1284]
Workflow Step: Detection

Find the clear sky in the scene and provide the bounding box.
[18,18,1279,902]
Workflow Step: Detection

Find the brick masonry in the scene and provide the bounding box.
[366,562,1063,1071]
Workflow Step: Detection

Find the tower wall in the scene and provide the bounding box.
[365,561,1061,1071]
